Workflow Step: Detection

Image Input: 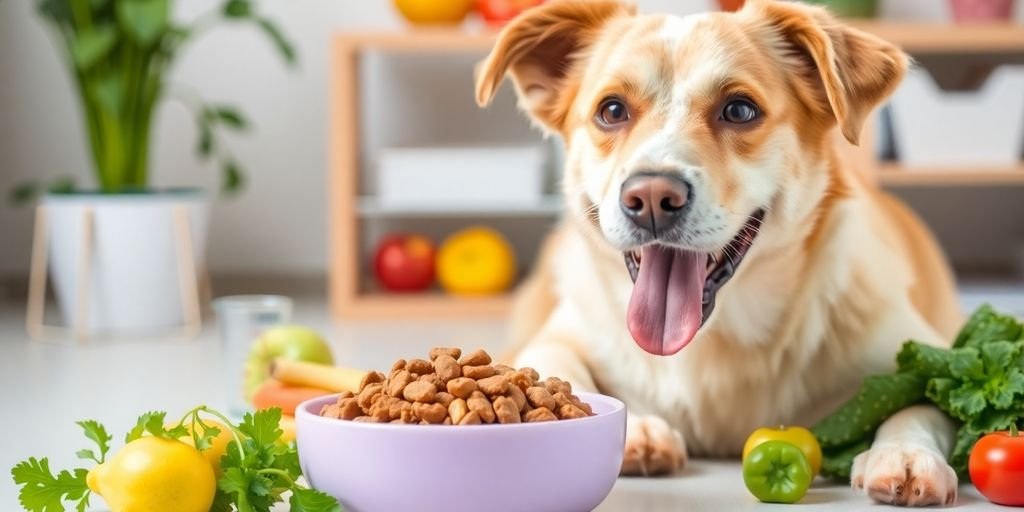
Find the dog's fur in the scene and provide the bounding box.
[476,0,962,506]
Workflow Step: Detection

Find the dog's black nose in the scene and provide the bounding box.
[620,173,690,234]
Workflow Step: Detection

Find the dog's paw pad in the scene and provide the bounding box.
[620,414,686,476]
[851,443,957,507]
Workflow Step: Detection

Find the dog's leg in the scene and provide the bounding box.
[515,336,686,476]
[851,404,958,507]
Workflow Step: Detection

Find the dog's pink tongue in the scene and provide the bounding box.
[627,246,708,356]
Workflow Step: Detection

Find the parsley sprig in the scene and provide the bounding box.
[11,406,341,512]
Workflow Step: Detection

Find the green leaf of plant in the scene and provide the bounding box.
[192,425,221,452]
[76,420,112,463]
[223,0,252,18]
[256,18,296,66]
[948,386,987,420]
[812,372,927,449]
[71,26,117,70]
[48,177,76,194]
[290,487,342,512]
[925,377,957,415]
[222,160,244,195]
[954,304,1023,349]
[980,341,1020,373]
[126,411,185,442]
[117,0,169,46]
[211,106,248,130]
[948,426,982,477]
[11,457,90,512]
[209,490,234,512]
[992,368,1024,410]
[238,408,283,447]
[198,119,215,158]
[10,182,40,205]
[948,347,985,381]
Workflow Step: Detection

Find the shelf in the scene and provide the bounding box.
[333,23,1024,55]
[356,195,563,218]
[877,164,1024,186]
[338,292,513,319]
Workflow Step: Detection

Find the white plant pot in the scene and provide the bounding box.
[890,66,1024,168]
[42,192,209,334]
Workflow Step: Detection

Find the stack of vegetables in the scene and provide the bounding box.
[813,305,1024,479]
[251,360,366,438]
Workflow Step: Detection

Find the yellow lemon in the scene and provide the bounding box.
[393,0,474,25]
[86,436,216,512]
[437,227,516,296]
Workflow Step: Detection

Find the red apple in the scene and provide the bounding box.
[476,0,544,26]
[374,234,436,292]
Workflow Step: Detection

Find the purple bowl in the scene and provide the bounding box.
[296,392,626,512]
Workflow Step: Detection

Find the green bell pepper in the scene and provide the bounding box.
[743,440,813,504]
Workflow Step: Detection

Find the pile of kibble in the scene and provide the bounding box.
[320,348,595,424]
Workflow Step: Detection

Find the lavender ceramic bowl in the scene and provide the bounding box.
[296,392,626,512]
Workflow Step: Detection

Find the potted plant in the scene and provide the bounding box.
[20,0,295,334]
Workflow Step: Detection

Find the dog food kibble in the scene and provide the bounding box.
[319,348,595,424]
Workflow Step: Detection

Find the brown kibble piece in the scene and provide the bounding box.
[458,411,482,425]
[519,367,540,383]
[493,396,521,424]
[443,417,452,425]
[545,377,571,395]
[414,402,447,424]
[370,404,390,422]
[320,404,342,419]
[525,407,558,422]
[505,384,527,411]
[400,402,416,423]
[477,375,509,396]
[407,358,434,375]
[338,398,362,420]
[387,370,413,397]
[467,391,496,423]
[359,370,385,391]
[463,365,496,380]
[507,371,532,391]
[569,394,593,415]
[446,377,478,399]
[448,398,469,424]
[433,354,462,382]
[388,399,408,420]
[429,347,462,360]
[552,392,573,408]
[435,391,455,407]
[357,383,383,409]
[403,381,437,403]
[493,364,515,375]
[337,390,355,400]
[418,373,444,390]
[353,416,380,423]
[458,349,491,366]
[526,387,557,411]
[390,359,407,373]
[559,403,588,419]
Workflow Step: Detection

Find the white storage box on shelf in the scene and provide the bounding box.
[889,66,1024,168]
[375,146,546,208]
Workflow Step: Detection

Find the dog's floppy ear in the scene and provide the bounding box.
[742,0,908,145]
[475,1,634,132]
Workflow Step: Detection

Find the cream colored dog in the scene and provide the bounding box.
[476,0,963,507]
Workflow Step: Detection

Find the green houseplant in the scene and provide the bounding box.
[21,0,296,335]
[16,0,295,199]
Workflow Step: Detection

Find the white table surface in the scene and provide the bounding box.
[3,287,1022,511]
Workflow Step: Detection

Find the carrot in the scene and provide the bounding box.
[252,379,332,415]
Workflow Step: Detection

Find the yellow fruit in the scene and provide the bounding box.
[393,0,474,24]
[743,425,822,477]
[175,421,234,477]
[437,227,516,296]
[87,437,216,512]
[280,415,297,444]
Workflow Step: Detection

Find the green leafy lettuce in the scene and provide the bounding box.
[813,305,1024,480]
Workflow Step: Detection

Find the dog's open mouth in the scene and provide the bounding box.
[623,210,765,356]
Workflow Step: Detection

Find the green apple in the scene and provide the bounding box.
[244,325,334,401]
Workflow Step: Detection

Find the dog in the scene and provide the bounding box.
[475,0,963,507]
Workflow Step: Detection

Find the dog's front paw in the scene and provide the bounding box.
[851,442,957,507]
[620,414,686,476]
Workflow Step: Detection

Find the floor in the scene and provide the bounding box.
[2,284,1023,511]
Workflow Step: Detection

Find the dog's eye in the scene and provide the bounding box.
[721,99,759,124]
[596,98,630,127]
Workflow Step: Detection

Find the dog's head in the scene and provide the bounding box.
[476,0,907,355]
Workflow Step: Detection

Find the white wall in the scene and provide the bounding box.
[1,0,1019,277]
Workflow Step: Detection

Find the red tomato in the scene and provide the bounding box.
[475,0,544,26]
[373,234,436,292]
[969,429,1024,506]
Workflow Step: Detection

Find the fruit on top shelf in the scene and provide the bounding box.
[393,0,474,25]
[476,0,544,26]
[244,325,334,402]
[437,227,517,296]
[374,234,437,292]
